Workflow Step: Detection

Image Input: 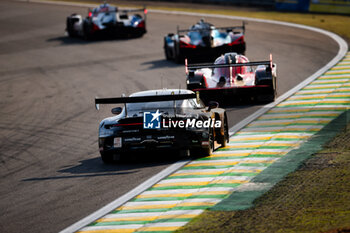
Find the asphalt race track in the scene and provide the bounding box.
[0,1,338,232]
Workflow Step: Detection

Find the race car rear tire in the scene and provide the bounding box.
[66,16,76,37]
[100,152,121,164]
[190,129,214,157]
[256,89,276,103]
[100,152,113,164]
[174,53,182,64]
[164,39,171,60]
[83,21,93,40]
[218,116,228,148]
[174,42,183,64]
[201,128,214,157]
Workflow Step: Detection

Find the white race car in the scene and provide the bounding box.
[66,3,147,39]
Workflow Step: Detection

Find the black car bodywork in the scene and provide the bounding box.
[95,90,229,163]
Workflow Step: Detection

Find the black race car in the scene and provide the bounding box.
[66,3,147,39]
[95,89,229,163]
[186,52,277,105]
[164,19,246,63]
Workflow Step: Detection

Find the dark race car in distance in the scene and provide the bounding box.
[95,89,229,163]
[164,19,246,63]
[186,53,277,105]
[66,2,147,39]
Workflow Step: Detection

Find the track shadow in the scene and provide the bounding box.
[22,151,180,182]
[141,59,183,70]
[47,34,144,45]
[47,36,93,45]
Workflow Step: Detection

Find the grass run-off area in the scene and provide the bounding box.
[48,0,350,44]
[179,120,350,233]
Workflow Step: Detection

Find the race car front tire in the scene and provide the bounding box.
[164,39,171,60]
[218,116,229,148]
[66,16,77,37]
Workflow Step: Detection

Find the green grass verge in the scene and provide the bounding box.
[178,119,350,233]
[46,0,350,44]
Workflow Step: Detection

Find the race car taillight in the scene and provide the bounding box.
[180,41,196,49]
[137,20,145,28]
[92,23,100,32]
[228,35,244,46]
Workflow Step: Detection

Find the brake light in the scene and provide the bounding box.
[229,35,244,46]
[92,23,99,32]
[88,11,92,17]
[180,40,196,49]
[137,20,145,28]
[144,9,148,14]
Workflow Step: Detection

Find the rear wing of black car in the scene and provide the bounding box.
[177,22,245,35]
[95,93,196,110]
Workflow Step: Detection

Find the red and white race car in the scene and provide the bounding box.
[186,52,277,105]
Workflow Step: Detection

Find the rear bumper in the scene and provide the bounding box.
[192,85,273,104]
[99,128,209,155]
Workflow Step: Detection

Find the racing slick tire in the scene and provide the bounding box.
[100,152,121,164]
[191,128,214,157]
[203,127,214,157]
[174,42,183,64]
[83,21,93,40]
[100,152,113,164]
[164,39,171,60]
[256,89,276,103]
[218,115,229,148]
[66,14,78,37]
[174,53,182,64]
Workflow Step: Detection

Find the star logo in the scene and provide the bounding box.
[151,110,162,122]
[143,110,162,129]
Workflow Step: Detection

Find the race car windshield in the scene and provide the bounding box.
[213,66,246,78]
[125,99,204,114]
[213,67,230,78]
[188,31,202,41]
[126,100,185,112]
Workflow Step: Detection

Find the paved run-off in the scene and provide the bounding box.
[77,52,350,233]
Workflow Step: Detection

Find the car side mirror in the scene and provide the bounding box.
[111,107,122,115]
[208,101,219,111]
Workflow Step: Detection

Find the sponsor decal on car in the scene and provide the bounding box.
[143,109,221,129]
[143,110,162,129]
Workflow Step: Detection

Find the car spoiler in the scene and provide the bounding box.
[88,7,147,16]
[95,93,196,110]
[177,22,245,34]
[186,54,273,74]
